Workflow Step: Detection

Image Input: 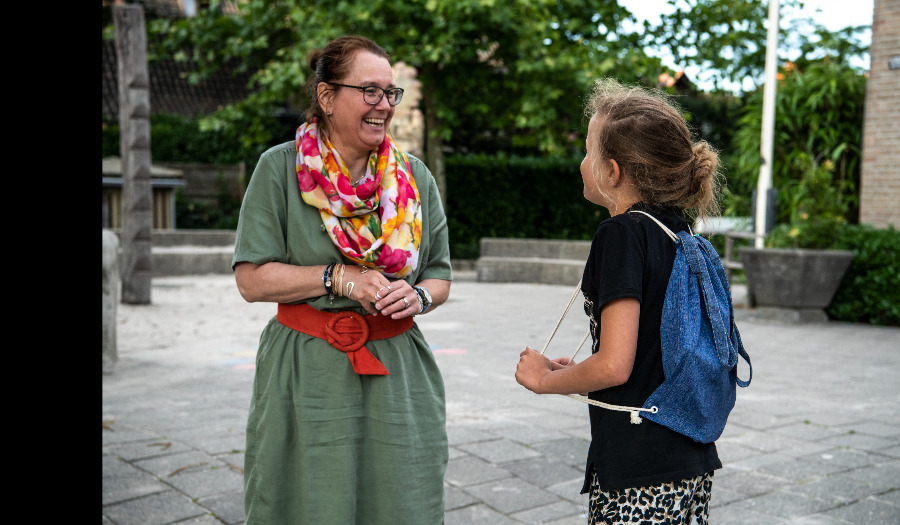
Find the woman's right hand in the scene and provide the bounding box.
[338,265,392,315]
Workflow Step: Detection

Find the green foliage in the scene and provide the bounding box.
[102,113,272,172]
[763,157,850,249]
[674,91,743,158]
[144,0,661,156]
[646,0,869,92]
[725,59,866,239]
[647,0,777,91]
[174,178,242,230]
[445,153,609,259]
[827,225,900,326]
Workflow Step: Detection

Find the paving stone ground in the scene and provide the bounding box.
[103,274,900,524]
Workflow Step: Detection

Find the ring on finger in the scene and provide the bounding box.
[375,291,382,300]
[403,297,410,308]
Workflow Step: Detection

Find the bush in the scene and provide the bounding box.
[102,113,268,170]
[444,153,609,259]
[174,186,241,230]
[725,59,865,224]
[827,224,900,327]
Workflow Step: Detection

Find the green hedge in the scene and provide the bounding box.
[828,224,900,326]
[444,153,610,260]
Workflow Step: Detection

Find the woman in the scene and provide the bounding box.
[515,79,724,524]
[233,35,452,524]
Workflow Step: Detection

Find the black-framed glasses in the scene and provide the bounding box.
[328,82,404,106]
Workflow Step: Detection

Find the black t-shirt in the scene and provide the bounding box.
[580,202,721,493]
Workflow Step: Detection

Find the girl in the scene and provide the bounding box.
[515,78,723,524]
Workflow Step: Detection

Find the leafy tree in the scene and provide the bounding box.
[144,0,663,203]
[644,0,869,92]
[725,58,866,241]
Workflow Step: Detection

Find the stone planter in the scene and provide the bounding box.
[739,248,854,323]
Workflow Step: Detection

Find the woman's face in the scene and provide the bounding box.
[581,114,611,207]
[323,50,396,162]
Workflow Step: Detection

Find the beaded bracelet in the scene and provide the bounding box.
[323,262,336,297]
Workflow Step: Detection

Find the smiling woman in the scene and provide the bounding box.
[232,35,453,525]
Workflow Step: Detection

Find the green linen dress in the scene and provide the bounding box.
[233,140,452,525]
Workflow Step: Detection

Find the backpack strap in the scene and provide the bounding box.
[629,210,679,241]
[629,210,752,385]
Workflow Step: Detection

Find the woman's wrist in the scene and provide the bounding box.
[413,285,432,314]
[322,263,336,297]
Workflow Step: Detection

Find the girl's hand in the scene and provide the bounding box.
[550,357,576,370]
[515,346,553,394]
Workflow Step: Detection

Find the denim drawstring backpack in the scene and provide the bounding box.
[538,211,752,443]
[631,210,752,443]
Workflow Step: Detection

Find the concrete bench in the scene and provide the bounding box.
[693,217,761,283]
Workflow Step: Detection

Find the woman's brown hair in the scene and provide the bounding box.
[301,35,391,123]
[585,78,722,222]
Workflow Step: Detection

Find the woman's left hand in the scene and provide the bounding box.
[515,346,553,394]
[374,280,420,319]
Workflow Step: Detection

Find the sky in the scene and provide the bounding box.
[618,0,874,92]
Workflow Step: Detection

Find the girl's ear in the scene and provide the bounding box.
[608,159,622,186]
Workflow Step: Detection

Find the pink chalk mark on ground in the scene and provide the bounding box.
[432,348,467,355]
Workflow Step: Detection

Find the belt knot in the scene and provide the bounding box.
[325,312,370,353]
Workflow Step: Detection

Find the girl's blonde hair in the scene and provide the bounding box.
[585,78,722,222]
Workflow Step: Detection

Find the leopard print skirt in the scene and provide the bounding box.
[586,468,713,524]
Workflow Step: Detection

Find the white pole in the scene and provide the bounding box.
[755,0,780,248]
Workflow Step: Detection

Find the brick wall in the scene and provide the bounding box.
[859,0,900,228]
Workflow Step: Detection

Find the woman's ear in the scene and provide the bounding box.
[317,83,334,115]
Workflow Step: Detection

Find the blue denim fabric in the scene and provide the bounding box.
[642,231,752,443]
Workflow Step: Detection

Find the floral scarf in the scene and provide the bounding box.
[296,117,422,278]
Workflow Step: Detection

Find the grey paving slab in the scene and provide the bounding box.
[819,432,900,452]
[709,486,744,508]
[710,504,791,525]
[788,471,889,504]
[545,478,587,504]
[132,450,220,477]
[163,464,245,499]
[102,458,170,506]
[725,489,841,520]
[460,477,560,514]
[103,275,900,525]
[444,484,477,511]
[456,437,542,464]
[770,421,849,441]
[504,456,584,487]
[444,503,520,525]
[530,437,591,469]
[842,460,900,491]
[103,440,192,462]
[821,497,900,525]
[712,469,793,497]
[542,514,595,525]
[875,489,900,506]
[444,454,512,487]
[102,491,208,525]
[198,491,244,525]
[446,425,495,446]
[510,500,585,524]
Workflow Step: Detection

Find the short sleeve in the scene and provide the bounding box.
[593,221,645,309]
[408,155,453,283]
[231,143,293,269]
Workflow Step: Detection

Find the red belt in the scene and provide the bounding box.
[276,303,413,376]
